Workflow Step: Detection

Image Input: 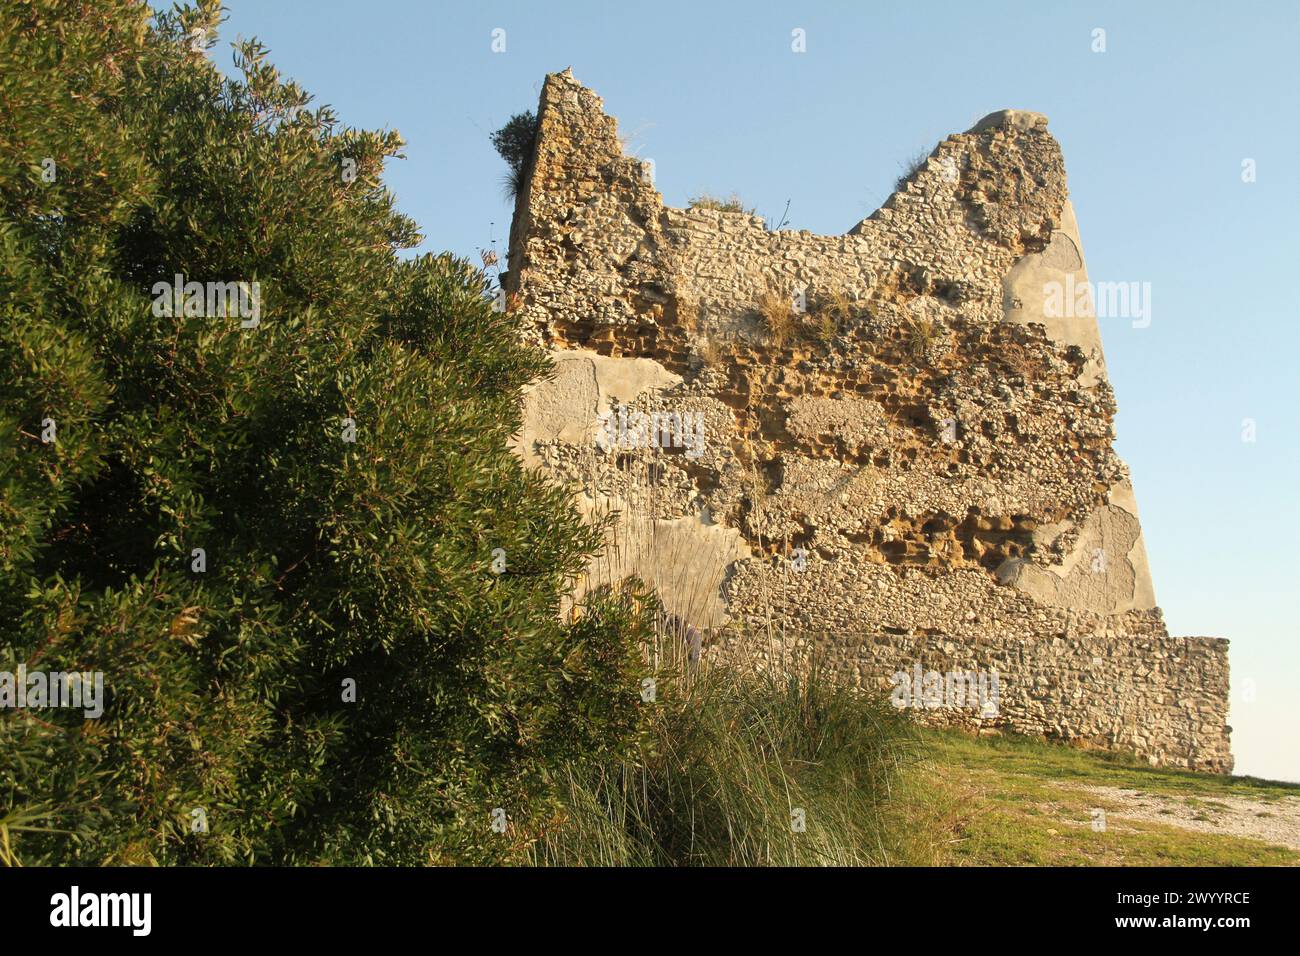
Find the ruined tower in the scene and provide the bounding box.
[505,69,1232,772]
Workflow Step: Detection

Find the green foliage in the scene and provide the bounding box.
[532,657,918,866]
[1,0,649,865]
[489,111,538,201]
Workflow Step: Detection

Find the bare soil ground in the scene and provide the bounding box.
[1072,784,1300,851]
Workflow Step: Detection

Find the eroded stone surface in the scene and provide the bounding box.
[505,69,1231,772]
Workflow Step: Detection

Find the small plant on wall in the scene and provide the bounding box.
[758,289,795,348]
[689,192,754,215]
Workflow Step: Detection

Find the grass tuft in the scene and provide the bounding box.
[895,149,930,193]
[531,657,919,866]
[758,289,795,348]
[689,192,754,215]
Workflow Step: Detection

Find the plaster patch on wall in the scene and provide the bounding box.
[576,493,750,629]
[1001,200,1106,386]
[515,348,683,465]
[585,349,683,412]
[515,351,599,465]
[997,485,1155,614]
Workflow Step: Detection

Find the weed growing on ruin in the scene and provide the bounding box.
[807,289,859,345]
[825,288,858,324]
[895,149,930,192]
[694,335,722,368]
[906,317,943,363]
[491,110,540,200]
[764,198,792,232]
[812,311,837,344]
[689,192,754,215]
[758,289,795,348]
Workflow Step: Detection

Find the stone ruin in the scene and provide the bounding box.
[503,69,1232,772]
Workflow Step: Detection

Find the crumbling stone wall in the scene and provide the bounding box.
[505,69,1232,772]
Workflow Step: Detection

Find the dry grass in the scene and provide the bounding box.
[798,288,860,347]
[825,288,858,323]
[813,311,838,344]
[906,316,942,363]
[689,192,754,215]
[895,149,930,193]
[758,289,795,348]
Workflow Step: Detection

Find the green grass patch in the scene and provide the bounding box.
[918,728,1300,801]
[898,728,1300,866]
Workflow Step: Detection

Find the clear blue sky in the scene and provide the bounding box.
[205,0,1299,782]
